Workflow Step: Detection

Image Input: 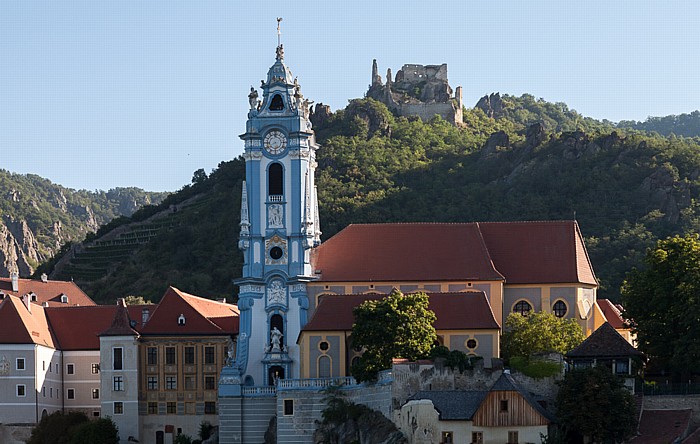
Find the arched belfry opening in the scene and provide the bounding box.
[269,94,284,111]
[269,163,283,197]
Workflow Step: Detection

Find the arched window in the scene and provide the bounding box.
[269,163,283,197]
[269,94,284,111]
[513,300,532,316]
[318,356,331,378]
[553,300,567,318]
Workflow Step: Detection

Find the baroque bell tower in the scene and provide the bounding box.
[230,24,320,386]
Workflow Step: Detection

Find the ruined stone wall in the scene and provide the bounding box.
[397,102,462,126]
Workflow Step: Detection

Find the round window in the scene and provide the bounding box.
[513,300,532,316]
[553,300,567,318]
[270,247,283,260]
[466,339,477,349]
[319,341,329,351]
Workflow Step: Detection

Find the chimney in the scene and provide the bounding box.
[218,298,226,304]
[21,294,31,312]
[40,273,48,283]
[117,298,126,308]
[11,272,19,292]
[42,302,49,308]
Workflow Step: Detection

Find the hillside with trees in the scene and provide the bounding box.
[0,169,168,277]
[33,95,700,305]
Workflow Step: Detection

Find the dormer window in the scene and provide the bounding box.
[178,314,186,326]
[0,291,4,300]
[60,294,68,304]
[269,94,284,111]
[142,309,150,324]
[30,293,37,302]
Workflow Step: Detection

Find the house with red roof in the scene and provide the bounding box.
[99,287,239,444]
[0,282,238,444]
[0,272,96,307]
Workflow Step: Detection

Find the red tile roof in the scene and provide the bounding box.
[597,299,627,329]
[139,287,239,336]
[0,296,55,347]
[301,291,500,333]
[0,277,95,307]
[630,409,692,444]
[477,221,597,285]
[311,224,503,282]
[310,221,597,285]
[46,305,123,349]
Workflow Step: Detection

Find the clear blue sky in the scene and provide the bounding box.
[1,1,698,192]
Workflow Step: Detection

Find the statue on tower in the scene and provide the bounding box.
[248,87,260,110]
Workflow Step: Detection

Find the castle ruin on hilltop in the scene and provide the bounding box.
[366,59,464,125]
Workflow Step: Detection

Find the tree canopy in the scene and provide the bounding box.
[556,366,637,443]
[501,312,584,363]
[351,290,436,382]
[621,234,700,379]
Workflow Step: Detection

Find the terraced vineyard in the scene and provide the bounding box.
[54,212,182,283]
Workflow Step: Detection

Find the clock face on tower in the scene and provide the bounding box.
[264,130,287,155]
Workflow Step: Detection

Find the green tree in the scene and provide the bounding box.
[69,417,119,444]
[351,290,436,382]
[28,411,89,444]
[191,168,208,184]
[501,311,584,363]
[556,366,637,443]
[621,234,700,380]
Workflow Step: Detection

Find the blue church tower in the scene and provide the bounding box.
[229,39,320,386]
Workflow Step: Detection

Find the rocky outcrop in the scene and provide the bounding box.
[346,100,392,138]
[475,93,505,118]
[481,131,510,160]
[313,408,407,444]
[525,122,546,150]
[640,165,690,223]
[0,219,36,276]
[310,103,333,129]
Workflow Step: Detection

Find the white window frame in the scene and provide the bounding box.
[113,347,123,370]
[16,358,25,370]
[114,402,123,415]
[67,388,75,399]
[16,384,26,397]
[92,388,100,399]
[66,363,74,375]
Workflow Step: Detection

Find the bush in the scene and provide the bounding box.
[510,356,562,378]
[69,417,119,444]
[28,411,89,444]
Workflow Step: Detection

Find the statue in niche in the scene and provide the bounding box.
[268,204,283,228]
[267,280,286,305]
[248,87,260,110]
[226,339,235,366]
[270,327,283,352]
